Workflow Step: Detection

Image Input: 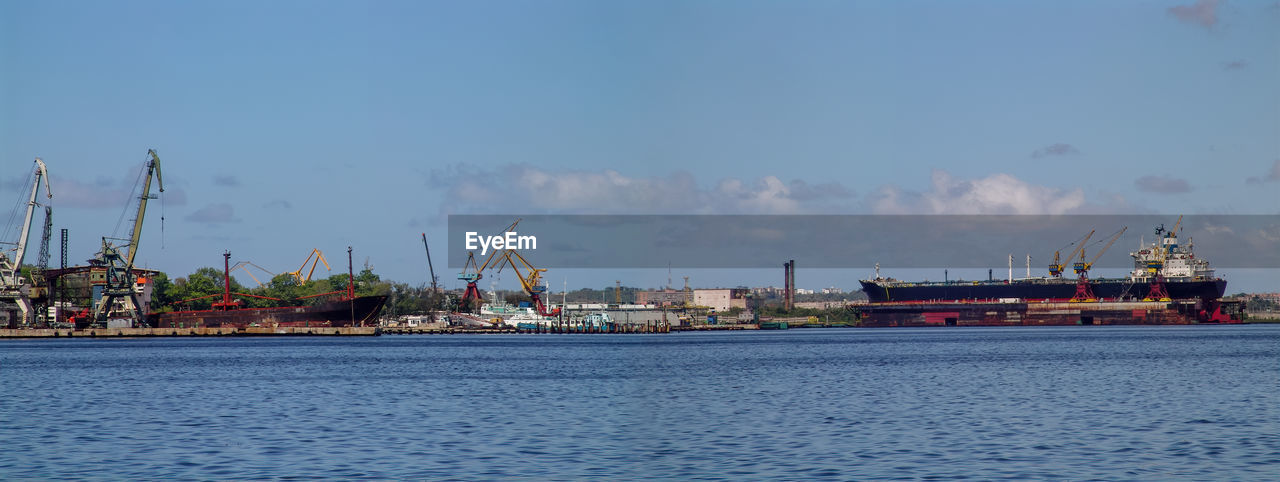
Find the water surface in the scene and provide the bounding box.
[2,326,1277,479]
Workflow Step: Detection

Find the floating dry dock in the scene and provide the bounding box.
[858,300,1242,327]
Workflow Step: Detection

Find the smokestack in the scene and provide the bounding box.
[783,261,791,311]
[788,259,796,310]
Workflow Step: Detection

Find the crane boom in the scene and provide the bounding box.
[456,218,523,312]
[231,260,276,287]
[5,159,51,285]
[1089,227,1127,267]
[421,233,439,294]
[493,249,560,317]
[125,150,163,269]
[1050,230,1093,277]
[286,249,330,284]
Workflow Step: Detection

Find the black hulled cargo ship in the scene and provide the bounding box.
[859,277,1225,303]
[861,222,1227,303]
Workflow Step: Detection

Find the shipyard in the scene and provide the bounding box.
[4,1,1280,480]
[0,156,1266,337]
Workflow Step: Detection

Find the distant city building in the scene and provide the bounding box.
[635,289,691,307]
[751,286,784,297]
[1253,292,1280,302]
[693,288,748,312]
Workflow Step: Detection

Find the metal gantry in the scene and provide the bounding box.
[92,150,163,327]
[0,159,51,327]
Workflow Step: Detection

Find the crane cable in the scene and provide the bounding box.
[160,187,165,250]
[112,163,145,242]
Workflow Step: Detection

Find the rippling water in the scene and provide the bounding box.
[2,326,1278,479]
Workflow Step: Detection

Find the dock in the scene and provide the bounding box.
[0,326,380,338]
[857,299,1241,327]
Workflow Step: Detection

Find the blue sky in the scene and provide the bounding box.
[2,0,1277,293]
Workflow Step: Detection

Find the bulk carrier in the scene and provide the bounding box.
[856,220,1241,326]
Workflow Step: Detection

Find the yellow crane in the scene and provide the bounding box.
[284,249,330,285]
[1069,227,1127,302]
[1049,230,1094,277]
[457,218,521,312]
[230,260,276,287]
[1074,227,1127,278]
[492,249,561,317]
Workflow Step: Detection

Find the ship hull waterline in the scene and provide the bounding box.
[148,295,388,328]
[860,279,1226,303]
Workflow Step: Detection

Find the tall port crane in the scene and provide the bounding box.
[1049,230,1094,277]
[0,159,51,326]
[93,150,163,326]
[1049,230,1094,278]
[492,249,561,317]
[285,249,330,285]
[456,218,520,312]
[1069,227,1127,302]
[421,233,438,295]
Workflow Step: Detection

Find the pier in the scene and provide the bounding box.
[0,326,380,338]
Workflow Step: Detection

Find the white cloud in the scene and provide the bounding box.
[431,165,1130,216]
[867,170,1093,214]
[433,164,855,215]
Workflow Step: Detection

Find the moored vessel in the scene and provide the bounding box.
[861,220,1227,303]
[148,251,387,329]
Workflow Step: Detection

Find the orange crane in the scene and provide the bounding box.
[1069,227,1127,302]
[492,249,561,317]
[284,249,329,285]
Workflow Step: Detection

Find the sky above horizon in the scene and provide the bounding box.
[2,0,1278,293]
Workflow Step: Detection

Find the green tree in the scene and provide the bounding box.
[262,273,303,303]
[149,272,175,311]
[163,267,233,310]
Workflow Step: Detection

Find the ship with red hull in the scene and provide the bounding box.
[147,250,387,329]
[149,294,387,328]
